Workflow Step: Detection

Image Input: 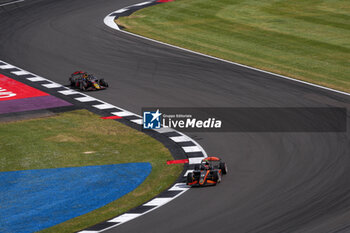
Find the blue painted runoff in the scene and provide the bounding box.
[0,163,152,233]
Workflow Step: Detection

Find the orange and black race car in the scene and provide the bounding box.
[186,157,227,187]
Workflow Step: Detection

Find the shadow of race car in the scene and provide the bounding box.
[186,157,228,187]
[69,71,108,91]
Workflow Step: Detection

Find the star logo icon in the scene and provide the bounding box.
[143,109,162,129]
[150,109,162,122]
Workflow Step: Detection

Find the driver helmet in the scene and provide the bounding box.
[201,160,210,169]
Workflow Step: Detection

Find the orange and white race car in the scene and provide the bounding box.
[186,157,227,187]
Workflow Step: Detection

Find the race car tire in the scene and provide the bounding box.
[99,79,109,87]
[209,171,219,186]
[80,81,87,91]
[212,171,219,181]
[186,172,194,185]
[69,78,75,87]
[220,162,228,175]
[217,171,222,183]
[194,164,200,171]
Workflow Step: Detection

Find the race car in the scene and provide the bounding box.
[186,157,228,187]
[69,71,109,91]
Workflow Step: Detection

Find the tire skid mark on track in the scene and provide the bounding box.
[0,59,206,233]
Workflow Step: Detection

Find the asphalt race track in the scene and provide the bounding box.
[1,0,350,232]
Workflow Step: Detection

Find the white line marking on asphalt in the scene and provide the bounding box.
[170,135,191,142]
[0,0,24,7]
[77,231,99,233]
[11,70,30,75]
[114,8,128,13]
[75,96,98,102]
[93,103,116,109]
[177,131,208,157]
[153,127,174,133]
[189,158,204,164]
[111,111,134,117]
[0,64,16,69]
[104,16,120,30]
[58,89,80,95]
[131,1,151,7]
[143,198,173,206]
[169,183,190,191]
[131,119,143,125]
[182,146,201,153]
[27,77,47,81]
[108,213,141,223]
[42,83,62,88]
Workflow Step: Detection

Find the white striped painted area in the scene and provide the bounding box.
[11,70,30,75]
[114,8,128,13]
[189,157,204,164]
[169,183,189,191]
[170,135,191,143]
[58,89,80,95]
[131,1,151,7]
[75,96,98,102]
[0,64,16,69]
[153,127,174,133]
[111,111,134,117]
[104,16,120,30]
[42,83,62,88]
[131,119,143,125]
[26,77,47,82]
[93,103,116,110]
[182,146,201,153]
[108,213,141,223]
[78,231,99,233]
[143,198,173,206]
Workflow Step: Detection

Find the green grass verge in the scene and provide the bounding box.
[117,0,350,93]
[0,110,182,233]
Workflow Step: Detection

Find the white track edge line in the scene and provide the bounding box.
[104,15,120,30]
[0,0,24,7]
